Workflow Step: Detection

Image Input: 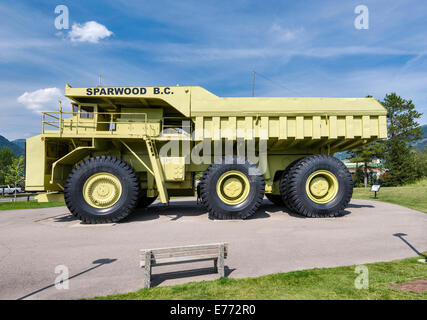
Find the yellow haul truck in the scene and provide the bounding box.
[25,84,387,223]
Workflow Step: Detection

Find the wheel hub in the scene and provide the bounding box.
[305,170,338,204]
[83,172,122,208]
[223,178,243,198]
[309,177,329,197]
[216,171,250,205]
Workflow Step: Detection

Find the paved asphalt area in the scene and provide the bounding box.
[0,196,35,202]
[0,197,426,300]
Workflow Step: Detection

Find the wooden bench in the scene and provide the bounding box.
[140,243,228,288]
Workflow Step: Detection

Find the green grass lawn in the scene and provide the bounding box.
[352,179,427,213]
[0,200,65,210]
[90,254,427,300]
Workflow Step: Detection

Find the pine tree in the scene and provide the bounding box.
[347,143,383,188]
[380,93,423,186]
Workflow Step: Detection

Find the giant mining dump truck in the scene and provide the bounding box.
[25,84,387,223]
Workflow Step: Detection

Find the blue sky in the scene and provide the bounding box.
[1,0,427,140]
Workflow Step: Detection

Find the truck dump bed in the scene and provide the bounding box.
[64,85,387,152]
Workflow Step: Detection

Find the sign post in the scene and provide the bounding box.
[370,185,381,199]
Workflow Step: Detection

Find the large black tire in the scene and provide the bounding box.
[137,194,157,208]
[265,194,284,206]
[286,155,353,217]
[64,156,140,223]
[279,158,304,212]
[200,157,265,219]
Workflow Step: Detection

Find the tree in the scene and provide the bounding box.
[380,93,423,186]
[5,156,24,201]
[347,143,383,188]
[346,95,385,188]
[352,165,364,187]
[0,147,15,185]
[413,147,427,180]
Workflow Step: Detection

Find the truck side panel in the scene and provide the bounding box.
[25,135,46,191]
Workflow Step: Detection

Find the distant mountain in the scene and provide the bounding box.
[11,139,26,150]
[0,136,24,156]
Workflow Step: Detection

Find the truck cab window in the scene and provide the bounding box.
[80,106,94,119]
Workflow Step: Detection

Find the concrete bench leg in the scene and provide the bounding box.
[218,244,225,278]
[144,251,152,288]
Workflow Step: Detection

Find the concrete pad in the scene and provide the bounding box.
[0,198,426,300]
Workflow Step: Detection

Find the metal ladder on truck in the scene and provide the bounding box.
[143,136,169,204]
[120,136,169,204]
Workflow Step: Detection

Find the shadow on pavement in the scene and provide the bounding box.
[16,258,117,300]
[257,200,351,219]
[127,199,280,222]
[53,214,78,223]
[150,266,236,287]
[126,200,206,223]
[393,233,427,259]
[251,201,300,219]
[53,198,355,225]
[348,203,375,209]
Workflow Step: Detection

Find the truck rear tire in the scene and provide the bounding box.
[200,157,265,219]
[286,155,353,217]
[279,158,304,212]
[265,194,284,206]
[64,156,140,223]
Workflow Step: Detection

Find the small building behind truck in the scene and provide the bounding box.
[25,84,387,223]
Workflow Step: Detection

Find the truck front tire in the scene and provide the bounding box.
[285,155,353,217]
[64,156,140,223]
[200,157,265,219]
[137,195,157,208]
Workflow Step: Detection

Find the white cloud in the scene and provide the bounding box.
[269,24,304,43]
[68,21,113,43]
[17,88,63,113]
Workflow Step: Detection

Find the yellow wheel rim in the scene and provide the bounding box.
[83,172,122,208]
[305,170,339,204]
[216,170,250,205]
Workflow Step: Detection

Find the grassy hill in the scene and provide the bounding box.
[353,178,427,213]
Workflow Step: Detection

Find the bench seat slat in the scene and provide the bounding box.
[141,249,228,260]
[140,243,228,255]
[140,254,221,267]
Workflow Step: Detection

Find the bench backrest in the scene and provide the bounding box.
[140,243,228,266]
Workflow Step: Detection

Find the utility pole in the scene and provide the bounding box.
[252,71,255,97]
